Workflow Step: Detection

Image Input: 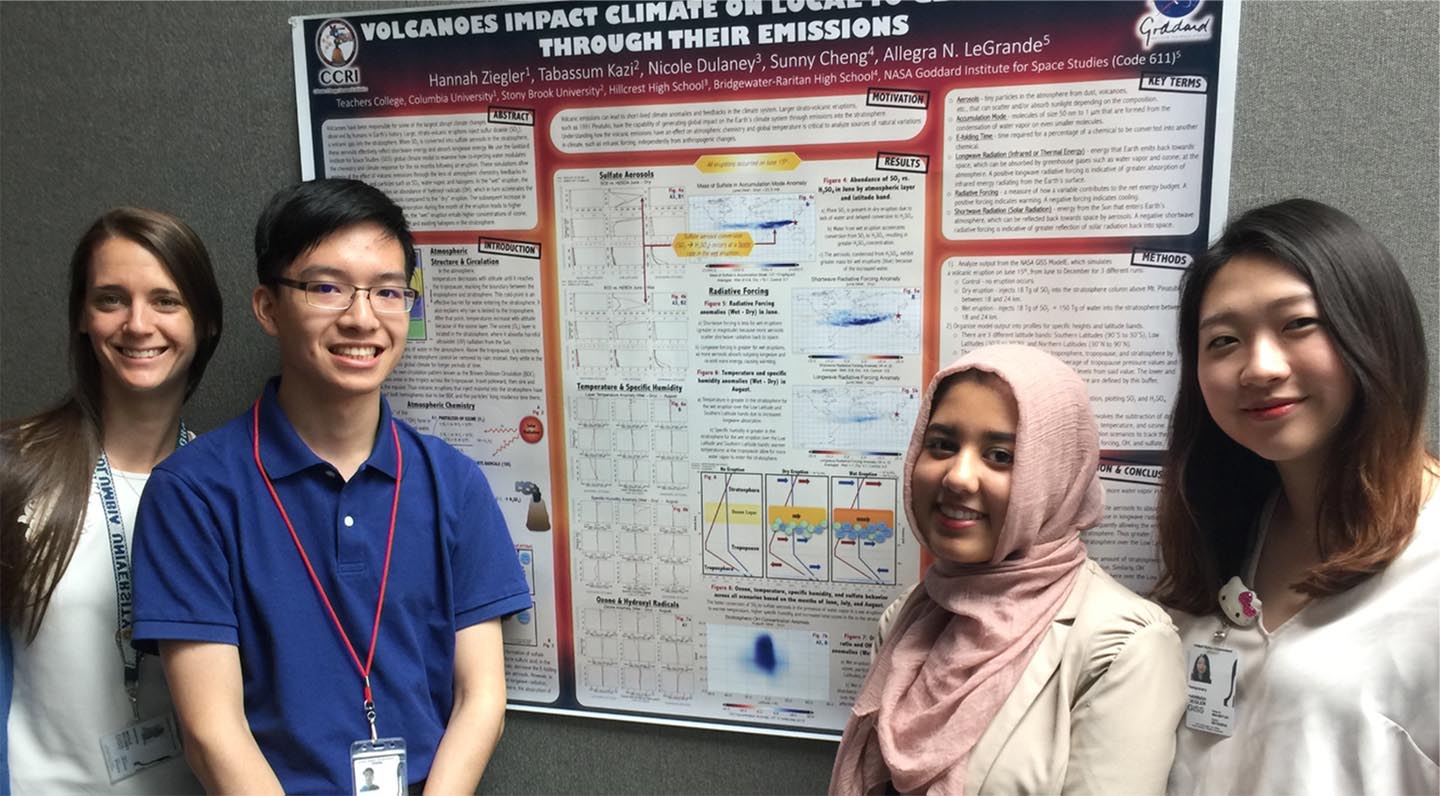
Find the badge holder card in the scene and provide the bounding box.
[100,712,184,784]
[1184,642,1239,736]
[351,737,407,796]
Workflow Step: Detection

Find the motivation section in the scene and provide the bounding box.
[551,94,926,153]
[943,78,1208,239]
[939,253,1182,451]
[322,112,537,230]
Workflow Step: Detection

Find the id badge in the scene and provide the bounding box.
[1184,642,1239,736]
[98,712,183,784]
[351,737,407,796]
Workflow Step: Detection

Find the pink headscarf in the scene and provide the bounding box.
[830,344,1102,795]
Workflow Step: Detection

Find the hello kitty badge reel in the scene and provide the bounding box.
[1217,576,1263,630]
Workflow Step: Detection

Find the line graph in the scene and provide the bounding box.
[577,604,697,701]
[572,496,692,599]
[566,394,690,486]
[701,471,764,577]
[557,184,690,379]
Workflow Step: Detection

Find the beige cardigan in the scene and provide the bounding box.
[876,559,1186,795]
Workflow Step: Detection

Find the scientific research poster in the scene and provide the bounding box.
[292,0,1239,738]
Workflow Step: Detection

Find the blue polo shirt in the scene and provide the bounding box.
[131,379,530,795]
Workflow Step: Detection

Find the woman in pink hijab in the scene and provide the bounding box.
[831,344,1185,795]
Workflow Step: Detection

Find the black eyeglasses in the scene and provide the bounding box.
[272,278,417,314]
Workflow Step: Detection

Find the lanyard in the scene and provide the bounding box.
[250,399,402,741]
[97,421,189,722]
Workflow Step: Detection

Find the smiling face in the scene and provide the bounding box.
[909,375,1018,565]
[252,222,409,405]
[1196,254,1356,474]
[81,237,198,405]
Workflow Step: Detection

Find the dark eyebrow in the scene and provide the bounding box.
[88,284,180,295]
[1198,293,1315,332]
[924,422,1015,444]
[295,265,408,283]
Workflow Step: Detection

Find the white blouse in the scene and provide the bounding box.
[1168,494,1440,795]
[7,469,200,795]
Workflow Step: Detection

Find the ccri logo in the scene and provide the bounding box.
[315,19,361,88]
[316,19,357,67]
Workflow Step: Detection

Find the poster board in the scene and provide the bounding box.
[291,0,1238,738]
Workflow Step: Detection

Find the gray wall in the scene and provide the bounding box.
[2,2,1436,793]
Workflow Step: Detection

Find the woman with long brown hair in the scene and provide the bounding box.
[1155,199,1438,794]
[0,208,222,793]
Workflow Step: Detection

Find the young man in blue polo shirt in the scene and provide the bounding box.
[131,179,530,795]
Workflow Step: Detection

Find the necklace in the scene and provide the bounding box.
[111,470,148,502]
[101,423,187,505]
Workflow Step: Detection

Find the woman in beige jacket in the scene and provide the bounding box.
[831,345,1185,795]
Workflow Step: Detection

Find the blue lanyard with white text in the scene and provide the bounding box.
[94,421,189,722]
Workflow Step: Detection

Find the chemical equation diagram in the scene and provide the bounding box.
[686,193,817,268]
[765,474,829,581]
[793,287,922,356]
[701,471,764,577]
[831,476,899,585]
[406,413,532,461]
[793,386,920,455]
[557,184,690,380]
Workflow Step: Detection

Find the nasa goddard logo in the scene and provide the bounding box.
[315,19,362,89]
[1136,0,1214,51]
